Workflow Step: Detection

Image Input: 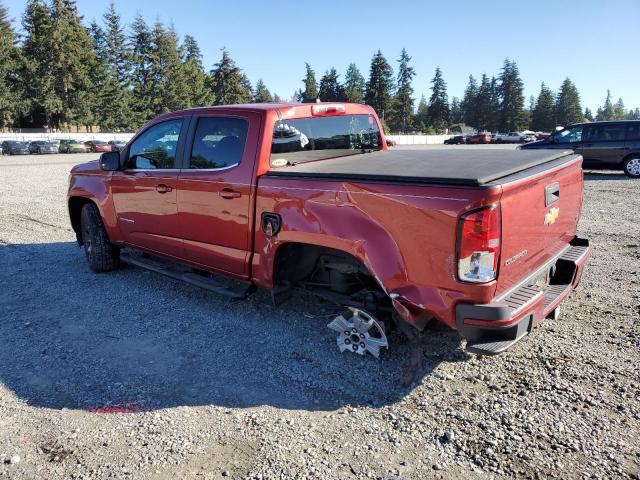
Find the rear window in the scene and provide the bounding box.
[270,114,381,167]
[625,123,640,141]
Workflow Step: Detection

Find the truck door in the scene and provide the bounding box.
[110,117,188,258]
[176,112,261,278]
[582,122,627,167]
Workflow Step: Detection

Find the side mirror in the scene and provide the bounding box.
[100,151,120,171]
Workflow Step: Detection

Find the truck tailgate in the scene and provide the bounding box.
[495,155,584,296]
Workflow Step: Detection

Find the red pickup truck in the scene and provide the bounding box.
[68,103,590,357]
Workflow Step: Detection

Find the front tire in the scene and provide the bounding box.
[622,157,640,178]
[80,203,120,272]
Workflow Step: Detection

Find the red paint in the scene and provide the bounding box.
[68,103,589,337]
[84,141,114,153]
[466,133,492,144]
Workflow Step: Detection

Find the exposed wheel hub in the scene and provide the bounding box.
[328,308,388,358]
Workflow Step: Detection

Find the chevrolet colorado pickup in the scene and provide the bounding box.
[68,103,590,357]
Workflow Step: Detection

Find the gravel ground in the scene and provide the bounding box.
[0,150,638,480]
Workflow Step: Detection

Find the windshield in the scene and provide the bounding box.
[270,114,381,167]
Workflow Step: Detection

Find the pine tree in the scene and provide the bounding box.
[48,0,98,129]
[487,76,501,132]
[364,50,394,120]
[318,68,343,102]
[613,97,626,120]
[102,2,129,85]
[584,107,594,122]
[475,74,492,131]
[21,0,57,128]
[392,48,415,133]
[427,66,449,133]
[343,63,365,104]
[449,97,463,124]
[555,78,582,126]
[209,48,253,105]
[298,63,318,102]
[91,3,132,131]
[498,59,525,131]
[147,23,188,114]
[0,2,23,129]
[461,75,478,128]
[531,83,556,131]
[179,35,209,107]
[596,90,614,120]
[413,94,428,131]
[253,78,273,103]
[128,14,153,126]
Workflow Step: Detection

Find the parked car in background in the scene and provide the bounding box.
[385,137,397,147]
[520,120,640,178]
[494,132,525,143]
[85,140,113,153]
[108,140,127,151]
[28,140,59,154]
[1,141,30,155]
[535,132,551,141]
[466,133,492,144]
[59,139,89,153]
[444,135,466,145]
[522,133,537,143]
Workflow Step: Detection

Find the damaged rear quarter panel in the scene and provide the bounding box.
[252,177,502,329]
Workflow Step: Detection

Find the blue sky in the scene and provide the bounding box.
[3,0,639,111]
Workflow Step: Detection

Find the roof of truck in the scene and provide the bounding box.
[266,148,579,187]
[153,102,377,122]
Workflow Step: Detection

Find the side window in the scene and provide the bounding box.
[128,119,183,169]
[626,123,640,141]
[190,117,248,169]
[585,124,625,142]
[555,125,583,143]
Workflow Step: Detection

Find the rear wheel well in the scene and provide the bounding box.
[273,242,391,319]
[622,152,640,162]
[68,197,94,245]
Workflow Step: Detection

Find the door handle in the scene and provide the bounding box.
[219,188,242,199]
[156,184,173,193]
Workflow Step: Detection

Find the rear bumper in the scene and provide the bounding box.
[455,236,590,355]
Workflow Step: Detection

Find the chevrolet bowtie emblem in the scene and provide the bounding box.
[544,207,560,225]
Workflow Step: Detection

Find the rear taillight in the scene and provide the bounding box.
[457,206,501,283]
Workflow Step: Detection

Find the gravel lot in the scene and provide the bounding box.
[0,149,638,480]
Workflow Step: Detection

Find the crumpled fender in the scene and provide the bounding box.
[254,179,491,330]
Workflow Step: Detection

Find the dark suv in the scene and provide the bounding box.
[520,120,640,177]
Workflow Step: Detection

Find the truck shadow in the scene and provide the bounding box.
[0,242,466,413]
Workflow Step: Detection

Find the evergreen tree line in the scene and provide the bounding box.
[1,1,638,133]
[0,0,282,131]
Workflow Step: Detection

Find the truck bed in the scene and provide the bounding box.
[266,148,576,186]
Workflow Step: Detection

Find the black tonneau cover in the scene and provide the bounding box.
[266,148,576,186]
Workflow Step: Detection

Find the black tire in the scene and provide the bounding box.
[622,157,640,178]
[80,203,120,272]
